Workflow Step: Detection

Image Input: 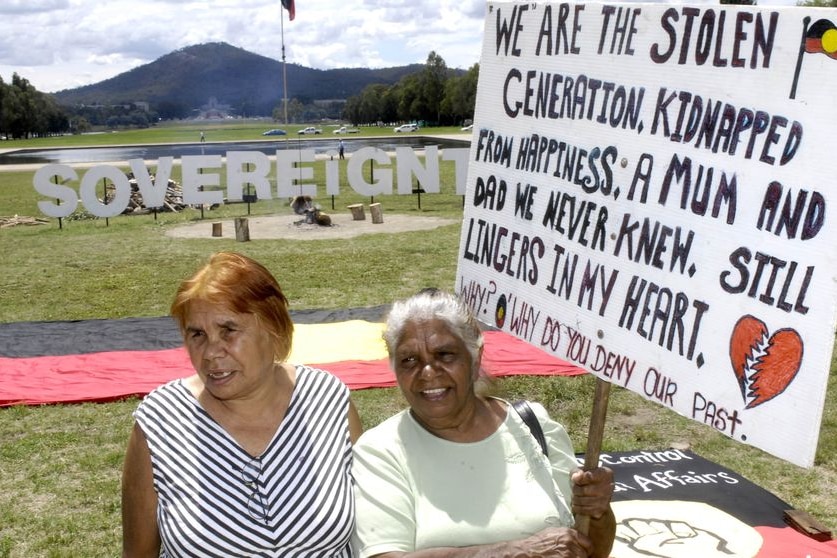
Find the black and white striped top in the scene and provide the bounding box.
[134,365,355,557]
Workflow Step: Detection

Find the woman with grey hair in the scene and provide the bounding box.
[353,289,616,558]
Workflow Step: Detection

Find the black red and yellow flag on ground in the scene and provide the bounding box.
[0,306,583,406]
[604,449,837,557]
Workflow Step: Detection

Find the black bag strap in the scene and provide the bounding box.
[512,400,548,457]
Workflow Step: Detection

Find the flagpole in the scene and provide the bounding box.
[790,17,811,100]
[281,5,289,126]
[574,378,612,536]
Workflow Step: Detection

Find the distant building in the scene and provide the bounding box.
[197,97,232,119]
[313,99,347,108]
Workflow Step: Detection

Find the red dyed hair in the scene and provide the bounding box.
[170,252,294,362]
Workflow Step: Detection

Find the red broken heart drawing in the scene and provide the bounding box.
[729,315,804,409]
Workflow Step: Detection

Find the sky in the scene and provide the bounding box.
[0,0,801,94]
[0,0,487,93]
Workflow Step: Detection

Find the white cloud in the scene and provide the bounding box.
[0,0,805,93]
[0,0,70,15]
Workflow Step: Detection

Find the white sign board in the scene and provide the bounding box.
[456,1,837,467]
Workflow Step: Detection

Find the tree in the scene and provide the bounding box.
[8,74,37,138]
[156,100,191,120]
[380,87,400,124]
[287,98,305,123]
[419,51,448,125]
[397,73,424,123]
[442,63,479,126]
[0,72,70,137]
[343,95,361,124]
[70,116,92,134]
[361,84,395,124]
[271,105,284,123]
[236,99,256,119]
[342,51,478,127]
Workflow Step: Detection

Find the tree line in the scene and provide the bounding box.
[0,73,158,138]
[341,52,478,127]
[0,74,68,139]
[2,51,477,138]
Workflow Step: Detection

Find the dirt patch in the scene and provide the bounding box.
[165,211,460,240]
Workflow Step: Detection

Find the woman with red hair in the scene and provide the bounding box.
[122,251,361,557]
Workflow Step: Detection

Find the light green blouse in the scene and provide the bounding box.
[352,399,577,557]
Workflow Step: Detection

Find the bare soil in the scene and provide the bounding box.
[165,210,460,240]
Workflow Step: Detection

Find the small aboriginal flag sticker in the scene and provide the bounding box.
[790,16,837,99]
[805,18,837,58]
[495,294,507,329]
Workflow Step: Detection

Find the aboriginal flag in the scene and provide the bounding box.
[790,16,837,98]
[0,308,584,406]
[804,18,837,59]
[281,0,295,21]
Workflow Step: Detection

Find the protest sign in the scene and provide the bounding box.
[455,1,837,467]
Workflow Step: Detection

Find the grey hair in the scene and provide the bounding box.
[383,289,484,372]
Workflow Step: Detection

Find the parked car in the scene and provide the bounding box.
[394,123,419,133]
[298,126,323,135]
[262,129,287,136]
[333,126,359,134]
[461,124,473,132]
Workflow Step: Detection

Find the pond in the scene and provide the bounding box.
[0,136,469,166]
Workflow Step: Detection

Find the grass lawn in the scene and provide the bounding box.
[0,121,834,556]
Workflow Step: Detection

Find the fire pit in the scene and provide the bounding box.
[291,196,332,227]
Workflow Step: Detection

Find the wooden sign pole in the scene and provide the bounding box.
[574,377,612,535]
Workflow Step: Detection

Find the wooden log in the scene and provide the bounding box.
[211,222,223,237]
[784,509,833,541]
[234,217,250,242]
[347,203,365,220]
[315,211,332,226]
[370,203,384,224]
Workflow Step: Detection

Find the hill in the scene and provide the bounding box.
[50,42,423,117]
